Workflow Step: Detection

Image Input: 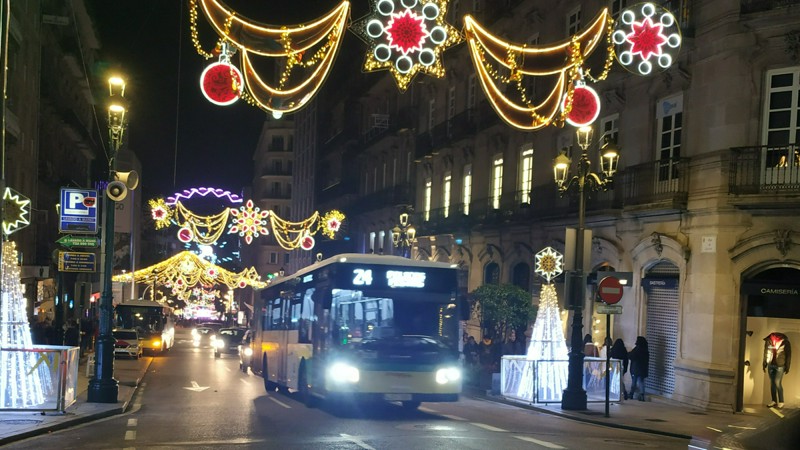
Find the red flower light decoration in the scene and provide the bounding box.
[386,9,427,55]
[626,18,666,61]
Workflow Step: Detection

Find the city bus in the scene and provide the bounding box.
[246,253,467,409]
[115,299,176,354]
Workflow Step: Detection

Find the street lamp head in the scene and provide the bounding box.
[399,212,409,227]
[576,126,593,151]
[406,225,416,241]
[599,135,620,178]
[108,76,126,97]
[391,226,402,246]
[553,148,571,187]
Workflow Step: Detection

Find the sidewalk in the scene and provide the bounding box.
[1,356,797,448]
[0,353,151,446]
[466,385,800,449]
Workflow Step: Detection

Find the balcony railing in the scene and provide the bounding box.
[729,144,800,194]
[617,157,690,209]
[347,183,414,215]
[741,0,800,14]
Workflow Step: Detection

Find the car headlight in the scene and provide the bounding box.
[191,329,199,337]
[243,347,253,356]
[435,367,461,385]
[328,362,360,383]
[210,334,217,341]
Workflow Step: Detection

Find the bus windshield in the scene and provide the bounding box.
[331,288,459,350]
[115,306,166,337]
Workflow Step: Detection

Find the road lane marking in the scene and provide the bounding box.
[418,406,467,421]
[706,427,723,433]
[268,396,292,408]
[340,433,375,450]
[184,380,210,392]
[127,418,137,427]
[240,378,251,385]
[439,414,467,421]
[515,436,565,449]
[125,430,136,440]
[470,423,507,432]
[728,425,756,430]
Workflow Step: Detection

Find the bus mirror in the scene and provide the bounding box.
[459,297,470,321]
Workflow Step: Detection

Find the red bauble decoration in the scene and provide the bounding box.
[177,227,194,243]
[300,235,315,251]
[200,62,242,106]
[563,85,601,127]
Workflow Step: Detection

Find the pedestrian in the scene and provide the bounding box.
[65,320,80,347]
[609,338,629,399]
[628,336,650,401]
[599,336,613,359]
[463,335,479,366]
[583,333,599,357]
[502,330,521,356]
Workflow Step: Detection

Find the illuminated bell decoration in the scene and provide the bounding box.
[351,0,462,91]
[612,2,681,76]
[200,61,242,106]
[178,227,194,243]
[2,187,31,236]
[562,83,600,128]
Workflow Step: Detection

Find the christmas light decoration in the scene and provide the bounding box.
[195,0,350,115]
[562,82,601,128]
[2,187,31,236]
[516,247,569,402]
[229,199,270,244]
[112,251,267,291]
[321,210,345,239]
[351,0,462,91]
[166,187,243,205]
[612,2,681,75]
[1,241,50,408]
[149,198,173,230]
[463,9,613,130]
[200,60,242,106]
[174,201,230,245]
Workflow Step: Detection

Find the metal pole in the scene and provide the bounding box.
[562,149,589,411]
[129,188,135,299]
[87,186,118,402]
[605,313,611,418]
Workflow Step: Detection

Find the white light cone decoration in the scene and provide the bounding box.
[517,283,569,401]
[1,241,49,408]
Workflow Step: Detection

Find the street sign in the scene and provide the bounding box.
[56,234,100,248]
[58,251,96,273]
[597,276,623,304]
[59,188,98,234]
[596,304,623,315]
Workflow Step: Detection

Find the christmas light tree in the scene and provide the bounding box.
[1,241,49,408]
[517,247,569,401]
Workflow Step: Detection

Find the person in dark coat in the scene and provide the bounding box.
[609,338,630,399]
[628,336,649,401]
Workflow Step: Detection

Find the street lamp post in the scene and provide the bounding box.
[553,126,620,411]
[88,76,127,403]
[391,212,416,258]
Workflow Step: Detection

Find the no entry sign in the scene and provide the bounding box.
[597,276,623,304]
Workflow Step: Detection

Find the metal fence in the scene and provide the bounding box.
[0,346,79,412]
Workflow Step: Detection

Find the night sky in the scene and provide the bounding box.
[88,0,363,200]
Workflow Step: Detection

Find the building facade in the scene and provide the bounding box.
[308,0,800,412]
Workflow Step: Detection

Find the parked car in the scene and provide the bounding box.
[238,330,253,372]
[113,329,142,359]
[213,327,247,358]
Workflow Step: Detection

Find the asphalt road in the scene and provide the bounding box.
[5,331,689,449]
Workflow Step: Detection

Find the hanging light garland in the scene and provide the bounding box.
[149,196,345,251]
[350,0,463,91]
[463,8,613,131]
[194,0,350,116]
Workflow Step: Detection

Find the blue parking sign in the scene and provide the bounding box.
[59,188,98,234]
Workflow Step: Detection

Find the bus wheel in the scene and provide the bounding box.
[298,361,317,408]
[262,355,278,392]
[401,401,421,410]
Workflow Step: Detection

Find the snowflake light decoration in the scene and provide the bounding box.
[351,0,462,91]
[229,199,270,244]
[149,198,173,230]
[535,247,564,283]
[612,2,681,75]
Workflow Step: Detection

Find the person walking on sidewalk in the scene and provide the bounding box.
[628,336,649,401]
[609,338,630,399]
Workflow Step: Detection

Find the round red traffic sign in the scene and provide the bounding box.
[597,276,623,304]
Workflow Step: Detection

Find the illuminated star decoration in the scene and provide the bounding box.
[148,198,173,230]
[612,2,681,75]
[321,210,345,239]
[2,187,31,236]
[228,199,270,244]
[534,247,564,284]
[351,0,463,91]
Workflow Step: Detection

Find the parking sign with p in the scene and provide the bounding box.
[59,188,98,234]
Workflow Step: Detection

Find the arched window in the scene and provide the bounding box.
[484,262,500,285]
[512,262,531,292]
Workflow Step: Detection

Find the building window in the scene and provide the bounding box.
[271,135,284,151]
[393,157,398,185]
[566,6,581,37]
[525,34,539,99]
[600,113,619,143]
[369,231,376,253]
[467,74,477,120]
[656,93,683,181]
[270,252,278,264]
[450,0,460,24]
[611,0,628,19]
[519,147,533,204]
[424,178,432,221]
[491,155,503,209]
[284,253,290,264]
[763,67,800,166]
[382,161,387,189]
[484,262,500,285]
[406,151,412,182]
[443,173,452,218]
[463,164,472,215]
[472,0,482,13]
[378,230,386,254]
[512,262,531,292]
[373,166,378,192]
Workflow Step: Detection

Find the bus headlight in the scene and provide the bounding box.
[435,367,461,384]
[243,347,253,357]
[328,362,360,383]
[213,339,225,349]
[152,340,161,348]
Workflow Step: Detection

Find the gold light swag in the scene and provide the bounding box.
[463,8,614,130]
[196,0,351,114]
